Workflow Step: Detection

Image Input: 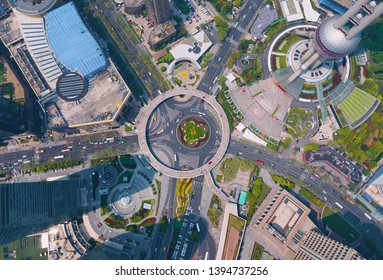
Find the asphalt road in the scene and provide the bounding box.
[197,0,265,93]
[236,0,265,30]
[228,139,383,252]
[0,135,139,171]
[90,0,163,97]
[197,40,235,93]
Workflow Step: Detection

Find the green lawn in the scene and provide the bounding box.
[0,236,48,260]
[247,178,271,220]
[280,33,304,53]
[116,170,133,185]
[207,208,222,228]
[338,87,377,124]
[251,243,264,260]
[322,207,361,243]
[299,187,325,207]
[120,155,137,169]
[228,214,246,232]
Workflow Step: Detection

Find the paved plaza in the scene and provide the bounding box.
[228,78,293,139]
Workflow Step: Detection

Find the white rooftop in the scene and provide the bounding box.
[301,0,320,22]
[243,129,268,146]
[227,73,236,83]
[280,0,304,22]
[143,203,152,210]
[235,122,246,132]
[170,30,212,62]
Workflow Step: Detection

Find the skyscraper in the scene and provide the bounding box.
[144,0,170,25]
[0,96,26,138]
[0,180,84,245]
[293,230,364,260]
[288,0,383,82]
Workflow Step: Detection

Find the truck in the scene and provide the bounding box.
[255,160,265,165]
[35,149,45,154]
[54,155,64,159]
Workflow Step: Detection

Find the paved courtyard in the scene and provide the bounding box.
[227,77,293,139]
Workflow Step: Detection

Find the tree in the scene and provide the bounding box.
[214,16,229,41]
[234,0,242,6]
[336,127,351,137]
[304,143,319,151]
[282,137,292,149]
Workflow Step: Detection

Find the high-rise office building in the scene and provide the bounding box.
[0,96,26,138]
[144,0,170,24]
[293,230,364,260]
[0,180,84,245]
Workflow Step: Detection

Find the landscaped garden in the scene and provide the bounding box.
[333,112,383,171]
[285,107,314,138]
[246,177,271,220]
[251,243,264,260]
[120,155,137,169]
[219,157,257,183]
[177,116,210,148]
[175,178,193,217]
[299,187,325,207]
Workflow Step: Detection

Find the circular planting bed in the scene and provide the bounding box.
[305,121,313,129]
[177,116,210,148]
[241,58,249,66]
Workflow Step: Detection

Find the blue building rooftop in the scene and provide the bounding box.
[44,2,107,78]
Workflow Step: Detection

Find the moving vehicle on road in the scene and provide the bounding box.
[35,149,45,154]
[54,155,64,159]
[364,213,372,220]
[255,160,265,165]
[335,202,343,209]
[346,197,355,204]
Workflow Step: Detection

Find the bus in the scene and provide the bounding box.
[335,202,343,209]
[35,149,45,154]
[196,222,200,233]
[255,160,265,165]
[346,197,355,204]
[105,137,115,141]
[364,213,372,220]
[174,154,177,162]
[61,148,71,152]
[234,22,239,28]
[54,155,64,159]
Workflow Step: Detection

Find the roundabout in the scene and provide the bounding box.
[136,88,230,178]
